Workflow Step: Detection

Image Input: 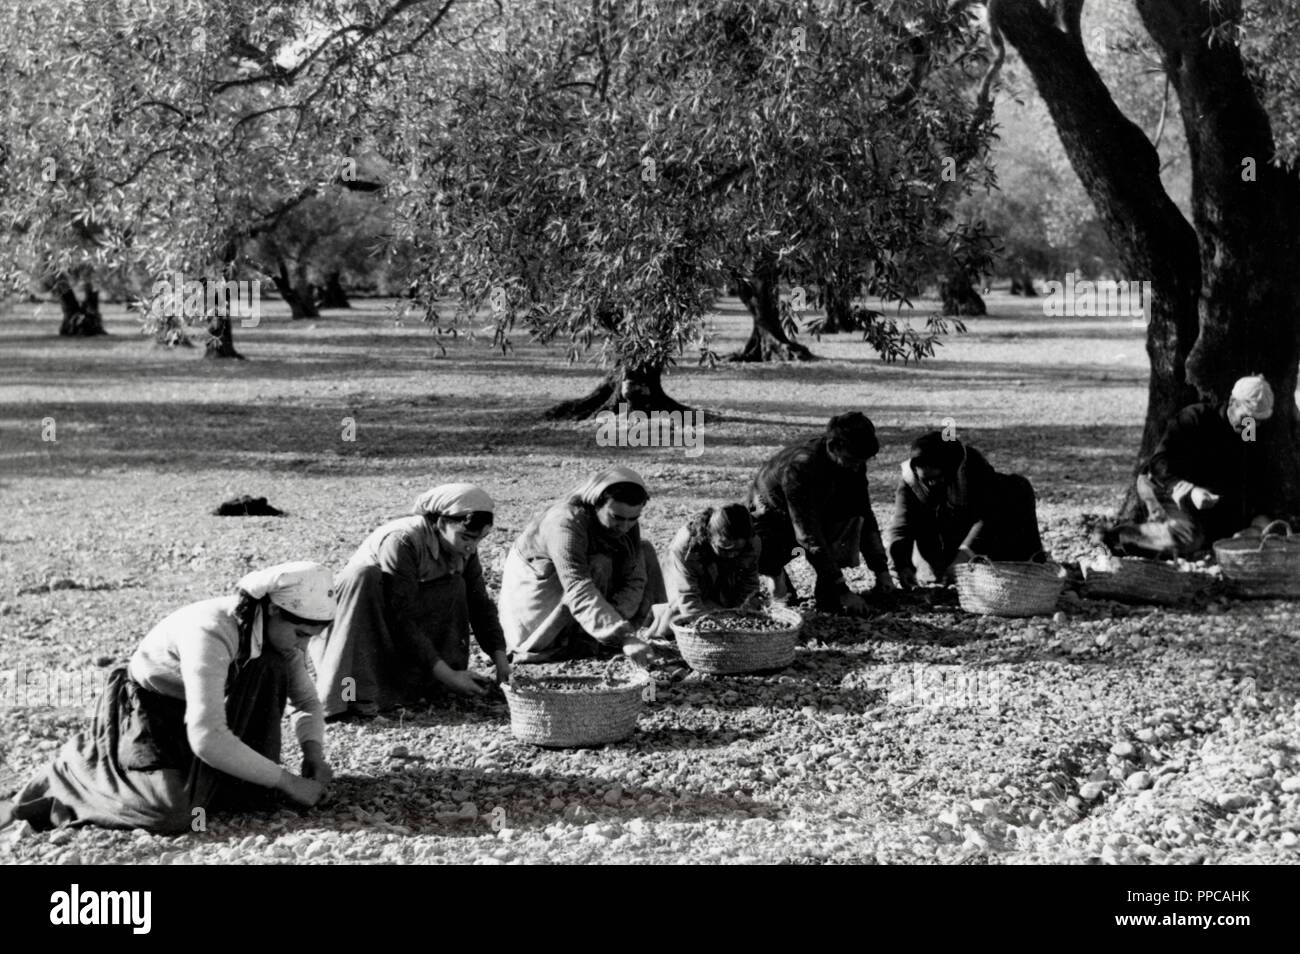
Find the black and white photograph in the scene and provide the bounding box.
[0,0,1294,904]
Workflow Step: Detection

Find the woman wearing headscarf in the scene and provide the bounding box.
[885,432,1044,588]
[0,562,335,834]
[500,465,665,665]
[1102,375,1277,557]
[649,503,763,636]
[310,483,507,720]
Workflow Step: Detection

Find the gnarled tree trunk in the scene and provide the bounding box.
[544,363,690,420]
[939,269,987,316]
[1009,271,1037,296]
[273,256,320,320]
[730,256,814,362]
[204,315,245,359]
[319,270,351,309]
[990,0,1205,519]
[818,282,855,333]
[56,277,107,337]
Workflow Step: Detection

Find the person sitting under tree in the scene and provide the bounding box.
[1,563,336,834]
[1103,375,1277,558]
[747,412,894,615]
[499,466,663,666]
[310,484,509,720]
[648,503,764,637]
[886,431,1045,588]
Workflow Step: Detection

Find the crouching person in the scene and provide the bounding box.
[1,563,336,834]
[310,484,509,720]
[500,466,663,665]
[747,411,894,616]
[1104,376,1276,558]
[886,432,1044,587]
[650,503,763,637]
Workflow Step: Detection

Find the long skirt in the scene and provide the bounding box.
[309,566,472,717]
[504,540,667,664]
[9,656,287,834]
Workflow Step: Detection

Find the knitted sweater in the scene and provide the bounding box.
[128,596,323,788]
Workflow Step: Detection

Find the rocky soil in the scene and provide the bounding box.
[4,548,1299,866]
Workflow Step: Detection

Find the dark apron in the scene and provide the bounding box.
[14,625,289,833]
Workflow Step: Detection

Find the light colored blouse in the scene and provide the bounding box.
[128,595,324,788]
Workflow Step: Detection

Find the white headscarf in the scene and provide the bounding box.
[413,483,495,517]
[574,465,648,506]
[236,561,335,660]
[1230,375,1275,420]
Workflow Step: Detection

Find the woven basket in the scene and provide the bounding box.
[670,606,802,674]
[954,555,1064,617]
[1213,520,1300,598]
[502,662,649,748]
[1082,550,1198,606]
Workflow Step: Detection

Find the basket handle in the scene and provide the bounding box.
[1028,550,1050,564]
[967,554,994,567]
[1258,520,1294,550]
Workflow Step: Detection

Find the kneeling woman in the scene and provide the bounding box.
[885,432,1044,588]
[651,503,763,636]
[311,484,509,719]
[1,562,336,834]
[500,466,664,665]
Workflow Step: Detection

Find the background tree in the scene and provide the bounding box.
[0,0,462,353]
[985,0,1300,518]
[408,0,1003,418]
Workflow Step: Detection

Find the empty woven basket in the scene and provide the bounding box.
[955,555,1065,617]
[1082,550,1199,606]
[1213,520,1300,598]
[670,606,803,674]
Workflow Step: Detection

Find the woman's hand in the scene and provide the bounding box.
[621,636,654,668]
[491,650,511,686]
[277,769,326,808]
[300,741,334,785]
[439,668,488,696]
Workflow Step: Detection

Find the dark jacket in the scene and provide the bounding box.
[886,444,1041,572]
[747,435,888,594]
[1146,402,1262,536]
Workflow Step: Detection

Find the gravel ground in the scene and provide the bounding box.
[4,548,1299,865]
[3,296,1298,864]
